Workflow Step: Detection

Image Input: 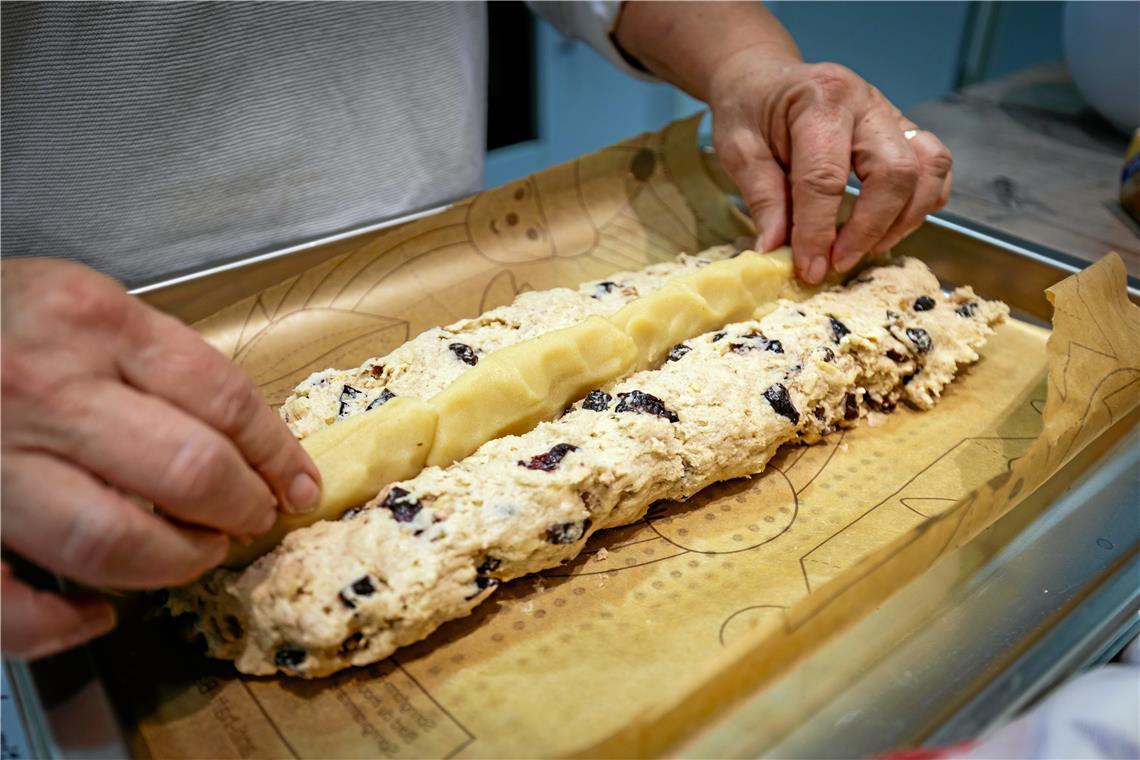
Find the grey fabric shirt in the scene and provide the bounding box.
[1,1,629,288]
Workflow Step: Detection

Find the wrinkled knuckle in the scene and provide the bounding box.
[212,372,260,435]
[807,63,856,102]
[165,435,229,503]
[40,270,127,331]
[882,155,920,190]
[925,144,953,177]
[798,162,849,197]
[62,509,137,579]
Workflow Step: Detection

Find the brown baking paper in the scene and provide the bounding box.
[100,116,1140,760]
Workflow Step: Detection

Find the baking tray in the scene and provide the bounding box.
[6,196,1138,759]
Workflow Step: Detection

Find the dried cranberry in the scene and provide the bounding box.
[339,632,364,655]
[615,390,679,422]
[906,327,933,353]
[886,349,909,363]
[547,519,591,544]
[583,390,611,411]
[380,486,422,523]
[275,647,306,670]
[518,443,579,471]
[711,331,727,342]
[828,316,850,344]
[667,344,692,362]
[956,302,979,318]
[763,383,800,424]
[844,392,859,421]
[914,295,936,311]
[337,384,363,418]
[366,388,396,411]
[448,342,479,365]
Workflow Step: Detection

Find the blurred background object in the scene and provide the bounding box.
[1063,0,1140,134]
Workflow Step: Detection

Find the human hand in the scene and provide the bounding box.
[709,55,952,283]
[1,258,321,659]
[613,2,953,284]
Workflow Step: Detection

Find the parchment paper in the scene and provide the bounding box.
[101,116,1140,759]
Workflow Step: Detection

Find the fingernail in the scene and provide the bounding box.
[834,250,862,273]
[286,472,321,513]
[808,256,828,284]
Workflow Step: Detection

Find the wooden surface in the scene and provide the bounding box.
[907,63,1139,278]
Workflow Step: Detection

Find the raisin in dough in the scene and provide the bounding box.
[282,247,739,439]
[173,257,1007,676]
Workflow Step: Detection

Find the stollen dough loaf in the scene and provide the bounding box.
[227,247,799,564]
[174,257,1007,676]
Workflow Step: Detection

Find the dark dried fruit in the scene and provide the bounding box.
[380,486,422,523]
[339,632,364,655]
[914,295,936,311]
[886,349,909,363]
[711,331,727,342]
[351,577,375,596]
[338,576,377,609]
[818,346,835,362]
[368,364,385,379]
[475,576,499,590]
[813,406,826,421]
[275,647,306,670]
[956,301,979,318]
[905,327,933,353]
[763,383,800,424]
[518,443,579,471]
[730,331,783,354]
[337,385,363,418]
[477,557,501,574]
[615,390,679,422]
[828,316,850,344]
[592,281,618,299]
[583,390,612,411]
[547,519,591,544]
[366,388,396,411]
[903,373,915,385]
[844,392,859,421]
[449,342,479,365]
[869,396,897,413]
[667,344,692,362]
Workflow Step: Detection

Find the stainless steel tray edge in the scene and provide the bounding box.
[10,204,1137,759]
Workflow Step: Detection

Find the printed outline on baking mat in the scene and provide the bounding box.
[797,434,1039,595]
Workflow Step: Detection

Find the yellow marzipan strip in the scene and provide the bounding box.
[226,248,798,566]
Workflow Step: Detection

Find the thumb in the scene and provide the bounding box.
[1,563,116,660]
